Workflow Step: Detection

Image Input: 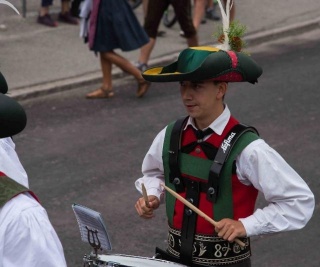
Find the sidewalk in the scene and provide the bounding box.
[1,0,320,100]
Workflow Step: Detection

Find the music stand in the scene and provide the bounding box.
[72,203,112,256]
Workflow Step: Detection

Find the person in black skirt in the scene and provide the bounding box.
[85,0,150,99]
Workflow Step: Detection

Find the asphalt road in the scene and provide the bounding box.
[14,29,320,267]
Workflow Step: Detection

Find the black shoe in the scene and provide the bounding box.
[58,11,78,25]
[37,14,58,27]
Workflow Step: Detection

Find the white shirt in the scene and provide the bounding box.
[0,138,67,267]
[0,193,67,267]
[135,106,315,237]
[0,138,28,188]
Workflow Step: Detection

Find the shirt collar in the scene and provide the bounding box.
[183,105,231,136]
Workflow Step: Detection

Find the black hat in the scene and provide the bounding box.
[0,72,27,138]
[0,71,8,94]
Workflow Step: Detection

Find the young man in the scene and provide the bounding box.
[134,46,314,266]
[0,72,67,266]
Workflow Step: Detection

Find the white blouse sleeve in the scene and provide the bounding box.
[237,139,315,237]
[2,194,67,267]
[135,127,167,202]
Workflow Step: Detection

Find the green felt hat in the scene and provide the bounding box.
[0,72,27,138]
[142,46,262,84]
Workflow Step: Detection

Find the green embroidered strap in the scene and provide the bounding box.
[163,121,176,225]
[213,132,259,221]
[180,153,212,180]
[0,176,29,207]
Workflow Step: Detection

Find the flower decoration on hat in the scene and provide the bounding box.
[216,21,247,52]
[214,0,246,52]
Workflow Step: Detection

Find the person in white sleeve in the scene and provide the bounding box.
[134,40,315,267]
[0,71,67,267]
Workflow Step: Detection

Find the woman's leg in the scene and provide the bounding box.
[103,51,150,98]
[100,53,113,90]
[85,52,114,99]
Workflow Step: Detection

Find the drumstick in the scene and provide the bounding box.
[141,183,150,208]
[161,184,246,248]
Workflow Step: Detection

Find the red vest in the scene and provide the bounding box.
[171,117,258,235]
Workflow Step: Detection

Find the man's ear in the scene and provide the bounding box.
[217,82,227,99]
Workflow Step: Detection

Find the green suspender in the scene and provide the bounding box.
[0,176,30,207]
[163,121,259,224]
[213,131,259,221]
[163,121,176,225]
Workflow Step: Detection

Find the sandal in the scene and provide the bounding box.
[86,87,114,99]
[136,80,151,98]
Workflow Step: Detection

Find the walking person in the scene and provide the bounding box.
[135,0,198,72]
[83,0,150,99]
[38,0,78,27]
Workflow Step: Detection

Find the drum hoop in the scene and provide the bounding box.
[97,253,186,266]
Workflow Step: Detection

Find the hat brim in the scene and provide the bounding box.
[0,94,27,138]
[142,46,262,84]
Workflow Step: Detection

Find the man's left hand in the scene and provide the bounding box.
[215,219,247,242]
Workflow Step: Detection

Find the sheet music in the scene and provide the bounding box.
[72,203,112,251]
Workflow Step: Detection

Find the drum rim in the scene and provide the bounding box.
[97,253,186,266]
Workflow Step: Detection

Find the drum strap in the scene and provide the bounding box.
[180,179,200,266]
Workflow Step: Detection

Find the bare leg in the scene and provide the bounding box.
[103,51,151,98]
[138,38,156,65]
[103,51,143,81]
[100,53,113,90]
[86,52,115,99]
[193,0,206,30]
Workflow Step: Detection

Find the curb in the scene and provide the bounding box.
[11,17,320,101]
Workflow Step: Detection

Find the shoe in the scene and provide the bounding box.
[37,14,58,27]
[135,62,149,72]
[86,88,114,99]
[157,30,166,37]
[58,11,78,25]
[136,80,151,98]
[206,8,220,21]
[179,30,186,38]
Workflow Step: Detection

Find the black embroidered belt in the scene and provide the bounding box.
[167,226,251,266]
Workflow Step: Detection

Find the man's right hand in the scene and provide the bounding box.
[135,195,160,219]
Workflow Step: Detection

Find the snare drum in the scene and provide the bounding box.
[94,254,187,266]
